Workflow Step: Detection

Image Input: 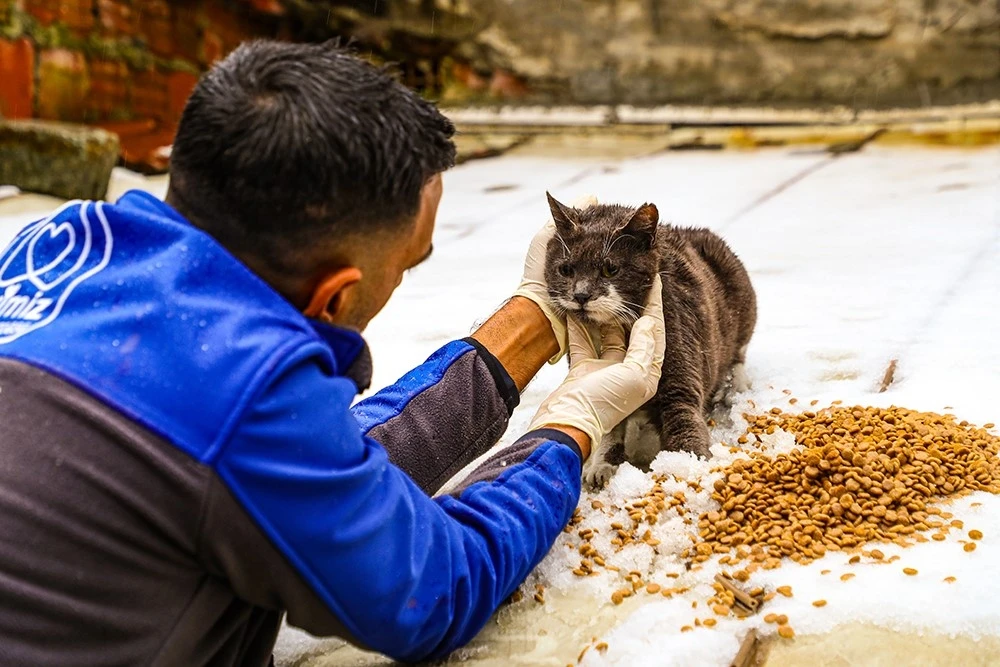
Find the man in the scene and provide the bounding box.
[0,41,664,665]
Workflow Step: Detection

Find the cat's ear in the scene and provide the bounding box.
[621,203,659,247]
[546,192,578,235]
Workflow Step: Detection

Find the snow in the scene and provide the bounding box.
[2,144,998,666]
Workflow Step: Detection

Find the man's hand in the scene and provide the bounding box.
[527,274,666,455]
[513,194,599,364]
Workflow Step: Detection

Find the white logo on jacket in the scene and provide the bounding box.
[0,201,114,344]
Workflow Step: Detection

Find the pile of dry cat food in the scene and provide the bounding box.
[693,406,1000,565]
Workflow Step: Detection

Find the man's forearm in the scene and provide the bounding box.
[470,297,590,458]
[470,296,557,392]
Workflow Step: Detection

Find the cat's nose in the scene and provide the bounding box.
[573,292,591,306]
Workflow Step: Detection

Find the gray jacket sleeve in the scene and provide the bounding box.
[350,338,520,496]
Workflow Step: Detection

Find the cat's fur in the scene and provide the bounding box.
[542,193,757,486]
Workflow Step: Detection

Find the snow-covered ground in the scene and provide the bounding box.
[2,144,998,666]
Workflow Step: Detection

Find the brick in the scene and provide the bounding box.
[248,0,285,15]
[37,48,90,121]
[86,58,129,121]
[0,38,36,119]
[201,28,223,66]
[201,0,268,64]
[172,4,202,62]
[25,0,94,31]
[130,66,168,121]
[24,0,58,25]
[166,70,198,123]
[97,0,139,37]
[137,0,173,57]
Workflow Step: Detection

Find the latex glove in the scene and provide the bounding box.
[513,194,599,363]
[527,274,666,451]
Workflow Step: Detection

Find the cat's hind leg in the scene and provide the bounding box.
[730,344,751,393]
[660,404,712,459]
[583,421,626,488]
[711,345,752,407]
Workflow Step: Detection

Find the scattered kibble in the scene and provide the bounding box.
[964,542,977,552]
[694,407,1000,568]
[596,642,608,653]
[871,550,885,560]
[764,613,779,624]
[646,583,661,594]
[777,586,793,598]
[969,530,983,540]
[703,618,718,627]
[611,590,625,605]
[944,576,957,583]
[681,626,693,633]
[778,625,795,639]
[903,568,918,576]
[932,534,946,541]
[849,555,861,565]
[840,573,855,582]
[813,600,827,607]
[713,604,730,616]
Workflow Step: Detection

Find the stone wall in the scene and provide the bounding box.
[0,0,285,168]
[451,0,1000,108]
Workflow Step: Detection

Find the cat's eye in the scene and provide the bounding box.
[558,264,574,277]
[602,260,620,278]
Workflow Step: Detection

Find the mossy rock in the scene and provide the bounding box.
[0,120,120,201]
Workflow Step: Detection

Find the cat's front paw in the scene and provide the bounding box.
[583,457,616,489]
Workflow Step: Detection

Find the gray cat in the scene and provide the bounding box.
[542,193,757,486]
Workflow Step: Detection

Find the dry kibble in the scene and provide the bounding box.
[944,576,957,583]
[681,626,693,633]
[596,642,609,653]
[964,542,977,552]
[813,600,828,607]
[764,613,779,624]
[840,573,855,582]
[713,604,730,616]
[691,406,1000,569]
[904,568,918,576]
[703,618,718,627]
[849,556,861,565]
[778,625,795,639]
[969,530,984,540]
[611,590,625,605]
[777,586,793,598]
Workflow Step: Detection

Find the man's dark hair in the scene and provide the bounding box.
[167,39,456,278]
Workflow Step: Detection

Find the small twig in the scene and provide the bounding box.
[730,630,761,667]
[879,358,898,393]
[715,574,760,613]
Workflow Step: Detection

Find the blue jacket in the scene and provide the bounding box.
[0,190,583,666]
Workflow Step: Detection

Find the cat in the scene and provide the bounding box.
[542,192,757,487]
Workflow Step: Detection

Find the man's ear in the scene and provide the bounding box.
[303,267,363,324]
